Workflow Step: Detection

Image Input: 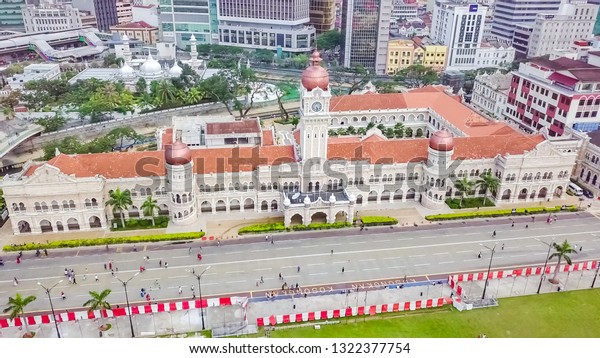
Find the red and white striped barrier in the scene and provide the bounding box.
[450,260,598,283]
[0,296,244,328]
[256,297,451,327]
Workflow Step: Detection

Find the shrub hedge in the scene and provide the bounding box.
[356,216,399,226]
[110,216,169,231]
[3,232,205,252]
[445,197,495,209]
[425,205,578,221]
[238,221,351,234]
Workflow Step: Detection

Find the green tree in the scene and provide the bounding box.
[105,188,133,229]
[394,64,439,88]
[316,30,342,51]
[476,172,501,202]
[106,127,142,151]
[198,75,235,114]
[330,65,372,94]
[377,124,386,132]
[549,241,577,284]
[347,126,356,135]
[393,123,404,138]
[2,63,25,76]
[366,122,376,131]
[271,81,295,121]
[405,127,413,137]
[35,114,67,133]
[290,54,310,69]
[83,289,112,312]
[43,136,84,160]
[152,79,178,108]
[141,196,159,226]
[135,77,147,94]
[179,86,204,105]
[253,49,275,64]
[384,128,395,138]
[373,80,397,93]
[3,293,36,333]
[454,177,475,208]
[103,53,119,67]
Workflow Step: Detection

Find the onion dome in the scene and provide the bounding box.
[429,129,455,152]
[304,196,311,205]
[119,62,135,77]
[301,51,329,91]
[165,140,192,165]
[329,194,336,203]
[168,62,183,77]
[140,53,162,77]
[122,34,129,42]
[283,197,291,207]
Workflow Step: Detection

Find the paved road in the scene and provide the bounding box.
[1,213,599,314]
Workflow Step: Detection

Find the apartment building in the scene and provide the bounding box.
[490,0,561,44]
[0,0,26,31]
[309,0,336,33]
[505,57,600,136]
[22,1,83,33]
[217,0,315,53]
[527,0,598,58]
[471,71,512,119]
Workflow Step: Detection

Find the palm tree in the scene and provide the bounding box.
[549,240,577,284]
[83,289,112,312]
[454,177,475,208]
[393,122,404,138]
[3,293,36,333]
[141,195,159,226]
[155,79,177,107]
[105,188,132,229]
[476,172,501,205]
[83,289,112,330]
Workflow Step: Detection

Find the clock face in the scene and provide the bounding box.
[311,101,323,112]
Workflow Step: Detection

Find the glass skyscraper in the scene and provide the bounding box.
[0,0,26,31]
[158,0,218,46]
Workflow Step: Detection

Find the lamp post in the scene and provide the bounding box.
[38,280,63,338]
[114,271,140,338]
[535,238,554,294]
[592,261,600,288]
[480,243,497,300]
[190,266,211,331]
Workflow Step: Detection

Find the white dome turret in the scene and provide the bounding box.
[329,194,336,203]
[119,62,135,78]
[303,196,311,205]
[283,197,291,207]
[140,53,163,78]
[169,62,183,77]
[348,194,356,203]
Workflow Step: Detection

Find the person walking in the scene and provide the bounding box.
[492,230,496,237]
[331,249,334,255]
[501,243,505,250]
[108,261,112,270]
[297,266,300,273]
[44,249,48,257]
[13,277,18,286]
[478,252,482,259]
[188,247,192,254]
[159,260,162,267]
[342,267,345,273]
[164,261,168,269]
[260,276,264,283]
[61,291,66,300]
[72,276,77,285]
[95,274,99,282]
[178,286,182,295]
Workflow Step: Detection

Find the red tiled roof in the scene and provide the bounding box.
[330,90,505,137]
[262,130,274,146]
[110,21,157,30]
[30,146,296,178]
[548,72,579,87]
[206,120,260,135]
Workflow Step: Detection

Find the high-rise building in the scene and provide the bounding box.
[0,0,26,31]
[310,0,336,33]
[116,0,132,25]
[431,0,487,70]
[391,0,418,21]
[22,0,83,33]
[341,0,392,75]
[72,0,117,31]
[218,0,315,54]
[527,0,598,58]
[158,0,218,46]
[490,0,561,44]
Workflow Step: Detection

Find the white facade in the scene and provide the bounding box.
[490,0,562,44]
[475,42,514,68]
[471,71,512,119]
[22,2,83,33]
[132,4,159,27]
[391,0,418,21]
[527,0,598,58]
[572,128,600,197]
[7,63,61,90]
[431,0,487,70]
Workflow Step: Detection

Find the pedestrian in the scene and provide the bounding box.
[492,230,496,237]
[73,276,77,285]
[217,239,221,247]
[260,276,264,283]
[278,273,282,280]
[191,285,195,293]
[13,277,18,286]
[68,275,73,284]
[511,221,514,227]
[64,268,68,276]
[188,247,192,254]
[95,274,99,282]
[178,286,182,295]
[108,261,112,270]
[271,237,274,245]
[580,246,583,252]
[297,266,300,273]
[61,291,66,300]
[111,269,114,277]
[525,224,529,229]
[164,261,168,269]
[103,263,107,270]
[478,252,482,259]
[342,267,345,273]
[501,243,505,250]
[331,249,334,255]
[265,235,268,242]
[159,260,162,267]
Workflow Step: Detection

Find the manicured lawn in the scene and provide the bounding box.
[446,197,495,209]
[110,216,169,231]
[267,289,600,338]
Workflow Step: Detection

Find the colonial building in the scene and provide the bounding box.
[1,52,579,235]
[471,71,512,120]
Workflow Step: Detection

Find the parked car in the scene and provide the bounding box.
[583,189,594,199]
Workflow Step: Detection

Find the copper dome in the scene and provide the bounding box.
[301,51,329,91]
[429,129,455,151]
[165,140,192,165]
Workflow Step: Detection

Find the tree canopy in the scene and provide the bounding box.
[316,30,342,51]
[393,65,439,88]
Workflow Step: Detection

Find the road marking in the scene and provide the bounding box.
[432,253,448,256]
[349,241,367,245]
[308,263,325,266]
[225,270,245,274]
[253,268,272,271]
[274,247,293,250]
[363,268,380,271]
[282,265,298,269]
[168,275,188,279]
[438,261,455,265]
[359,259,376,262]
[172,256,188,259]
[511,254,528,258]
[227,251,243,254]
[456,250,472,253]
[383,257,398,260]
[409,254,425,258]
[309,272,328,276]
[250,249,268,253]
[305,245,319,248]
[387,265,406,269]
[464,259,480,262]
[414,263,430,267]
[372,239,390,243]
[202,282,219,286]
[333,261,347,264]
[226,280,246,284]
[325,243,343,246]
[525,244,540,248]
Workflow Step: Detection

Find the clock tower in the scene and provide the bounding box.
[298,51,331,163]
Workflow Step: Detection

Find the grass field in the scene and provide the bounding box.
[265,289,600,338]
